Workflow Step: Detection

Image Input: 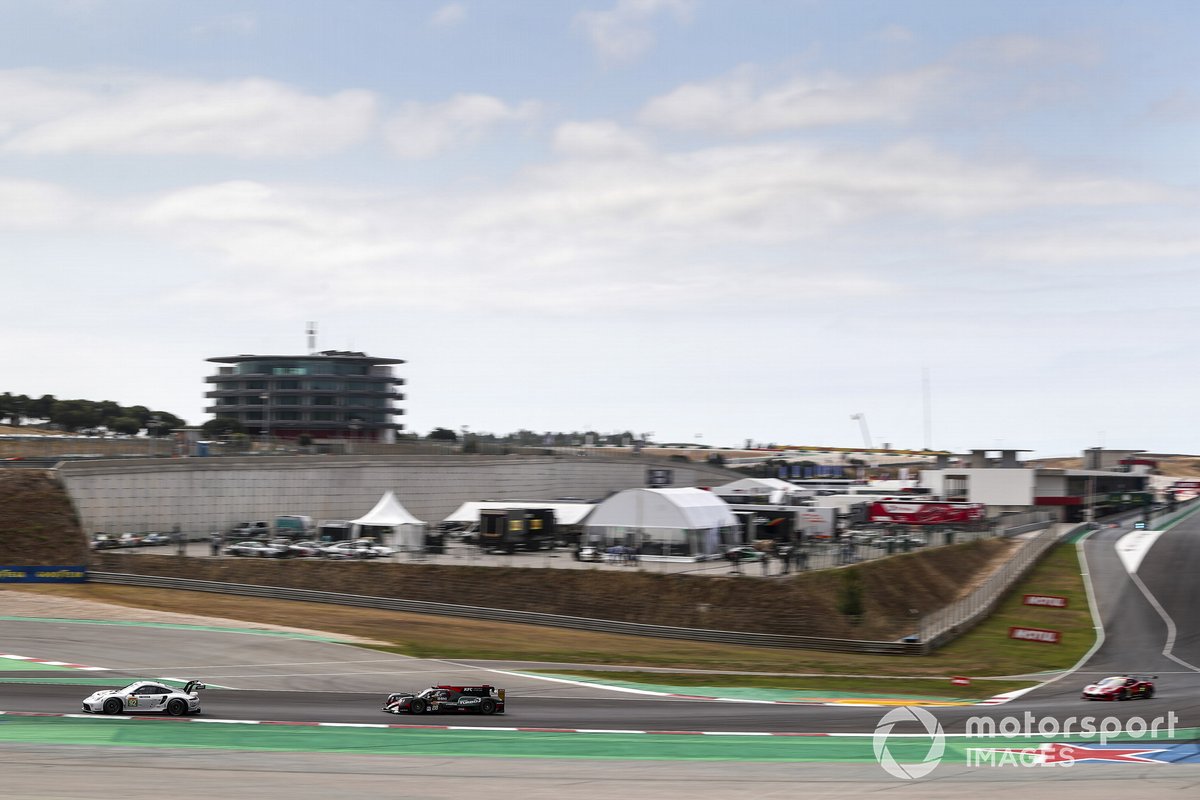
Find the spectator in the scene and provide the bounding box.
[209,532,221,556]
[797,549,808,571]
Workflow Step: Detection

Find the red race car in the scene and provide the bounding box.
[1081,675,1156,701]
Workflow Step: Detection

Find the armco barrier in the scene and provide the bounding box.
[88,571,922,655]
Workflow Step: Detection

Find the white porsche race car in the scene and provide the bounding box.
[81,680,205,716]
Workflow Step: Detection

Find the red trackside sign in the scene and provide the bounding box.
[1008,626,1061,644]
[1022,594,1069,608]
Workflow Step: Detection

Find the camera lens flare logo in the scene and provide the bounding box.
[872,706,946,779]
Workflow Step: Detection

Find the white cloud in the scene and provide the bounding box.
[123,138,1183,315]
[639,64,946,134]
[987,224,1200,264]
[552,120,651,158]
[383,94,539,159]
[430,3,467,27]
[0,178,86,228]
[0,70,376,157]
[574,0,694,65]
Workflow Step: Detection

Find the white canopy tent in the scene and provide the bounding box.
[348,491,426,551]
[710,477,813,505]
[443,501,596,526]
[583,487,739,560]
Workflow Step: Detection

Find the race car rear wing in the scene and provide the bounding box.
[184,681,206,694]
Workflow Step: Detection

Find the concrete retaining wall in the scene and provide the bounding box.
[58,455,738,537]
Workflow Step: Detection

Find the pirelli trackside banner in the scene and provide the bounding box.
[0,566,86,583]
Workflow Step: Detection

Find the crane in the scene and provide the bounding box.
[850,413,873,450]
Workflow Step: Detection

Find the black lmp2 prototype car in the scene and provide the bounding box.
[1081,675,1156,701]
[382,684,505,715]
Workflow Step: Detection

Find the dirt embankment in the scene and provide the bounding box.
[0,471,87,565]
[5,470,1011,640]
[88,539,1010,640]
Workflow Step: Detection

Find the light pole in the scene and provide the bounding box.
[147,415,162,457]
[348,417,362,455]
[260,393,270,450]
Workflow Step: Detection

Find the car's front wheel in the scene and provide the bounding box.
[167,699,188,716]
[102,698,123,715]
[1118,689,1129,701]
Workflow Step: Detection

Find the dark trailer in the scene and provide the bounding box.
[479,508,557,553]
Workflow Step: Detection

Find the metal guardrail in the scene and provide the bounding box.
[88,571,922,655]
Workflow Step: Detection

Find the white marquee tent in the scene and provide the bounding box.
[443,501,597,526]
[583,487,739,560]
[348,491,426,551]
[710,477,813,505]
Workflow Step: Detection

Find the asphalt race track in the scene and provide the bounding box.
[2,515,1199,797]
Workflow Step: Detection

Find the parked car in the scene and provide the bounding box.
[117,532,143,547]
[320,540,392,559]
[575,545,603,562]
[92,534,121,550]
[725,545,764,562]
[278,539,323,557]
[229,521,271,539]
[224,540,288,558]
[140,532,171,546]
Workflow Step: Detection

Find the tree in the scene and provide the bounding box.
[838,570,865,620]
[109,416,142,436]
[201,417,243,439]
[427,427,458,442]
[51,400,102,432]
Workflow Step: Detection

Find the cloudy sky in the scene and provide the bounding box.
[2,1,1197,456]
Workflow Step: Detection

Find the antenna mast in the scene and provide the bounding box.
[306,322,317,354]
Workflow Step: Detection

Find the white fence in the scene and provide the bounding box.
[917,525,1070,647]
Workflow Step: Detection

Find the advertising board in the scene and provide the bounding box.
[868,501,986,525]
[1008,626,1061,644]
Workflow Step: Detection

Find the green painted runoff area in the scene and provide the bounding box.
[0,658,78,673]
[0,717,1193,761]
[521,672,972,704]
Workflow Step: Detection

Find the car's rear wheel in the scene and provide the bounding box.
[103,698,123,715]
[409,699,426,715]
[1145,686,1154,698]
[480,698,497,715]
[167,699,187,716]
